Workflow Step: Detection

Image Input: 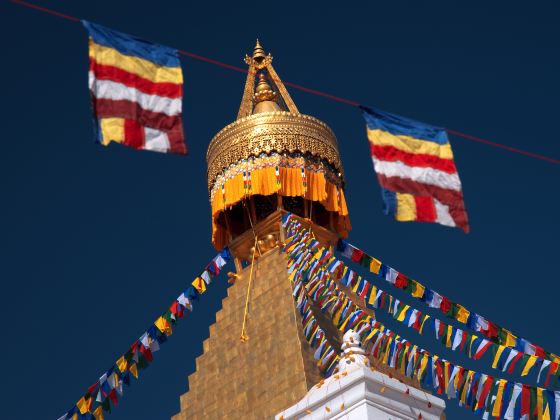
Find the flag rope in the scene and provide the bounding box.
[7,0,560,166]
[240,236,258,342]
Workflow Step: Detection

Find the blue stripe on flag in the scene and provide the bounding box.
[380,188,397,216]
[361,105,449,145]
[83,20,180,68]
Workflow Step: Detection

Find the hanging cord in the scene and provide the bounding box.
[242,199,263,255]
[240,235,258,342]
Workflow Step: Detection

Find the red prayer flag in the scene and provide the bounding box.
[351,248,364,263]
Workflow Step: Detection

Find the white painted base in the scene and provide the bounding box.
[276,367,445,420]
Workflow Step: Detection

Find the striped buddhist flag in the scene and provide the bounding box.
[83,21,187,154]
[361,106,469,232]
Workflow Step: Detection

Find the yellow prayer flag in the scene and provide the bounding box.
[76,396,91,415]
[93,406,104,420]
[368,286,377,307]
[412,281,425,298]
[522,355,538,376]
[116,355,128,373]
[491,380,506,417]
[443,361,450,390]
[418,354,429,379]
[129,363,139,378]
[155,316,172,336]
[339,315,352,331]
[192,277,206,294]
[455,304,470,324]
[382,338,393,365]
[460,371,474,403]
[537,387,544,419]
[492,346,506,369]
[332,306,344,326]
[469,334,479,357]
[370,258,382,274]
[504,331,517,348]
[446,325,453,348]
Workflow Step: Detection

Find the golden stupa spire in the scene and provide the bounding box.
[237,39,299,119]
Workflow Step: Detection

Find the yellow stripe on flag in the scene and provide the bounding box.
[368,286,377,306]
[537,387,544,419]
[89,40,183,84]
[418,354,429,379]
[352,276,361,293]
[446,325,452,348]
[395,192,417,221]
[522,355,538,376]
[100,118,124,145]
[397,305,410,322]
[492,345,506,369]
[420,315,430,334]
[491,380,506,417]
[367,128,455,159]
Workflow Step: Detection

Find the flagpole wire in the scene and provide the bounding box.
[242,199,263,255]
[240,235,258,343]
[8,0,560,165]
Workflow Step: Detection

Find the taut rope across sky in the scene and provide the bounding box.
[8,0,560,166]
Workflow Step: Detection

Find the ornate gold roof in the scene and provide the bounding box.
[206,41,344,194]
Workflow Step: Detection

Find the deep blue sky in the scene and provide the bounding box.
[1,1,559,419]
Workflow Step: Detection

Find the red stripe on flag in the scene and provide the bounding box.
[167,122,188,155]
[378,174,469,232]
[507,352,524,374]
[93,97,181,132]
[414,196,436,222]
[124,119,145,149]
[520,385,530,415]
[371,144,458,174]
[90,60,183,98]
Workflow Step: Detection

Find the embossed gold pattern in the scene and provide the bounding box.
[207,111,344,193]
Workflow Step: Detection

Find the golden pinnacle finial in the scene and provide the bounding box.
[253,39,266,61]
[245,39,272,69]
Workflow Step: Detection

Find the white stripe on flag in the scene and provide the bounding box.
[89,72,182,116]
[372,158,462,192]
[145,127,171,152]
[434,199,456,227]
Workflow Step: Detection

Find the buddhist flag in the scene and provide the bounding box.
[361,106,469,232]
[83,21,187,154]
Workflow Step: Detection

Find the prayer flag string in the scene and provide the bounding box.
[282,214,560,419]
[335,235,560,367]
[58,249,231,420]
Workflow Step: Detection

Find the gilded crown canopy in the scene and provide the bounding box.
[206,41,344,195]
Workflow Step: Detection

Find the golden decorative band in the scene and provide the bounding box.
[207,111,344,192]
